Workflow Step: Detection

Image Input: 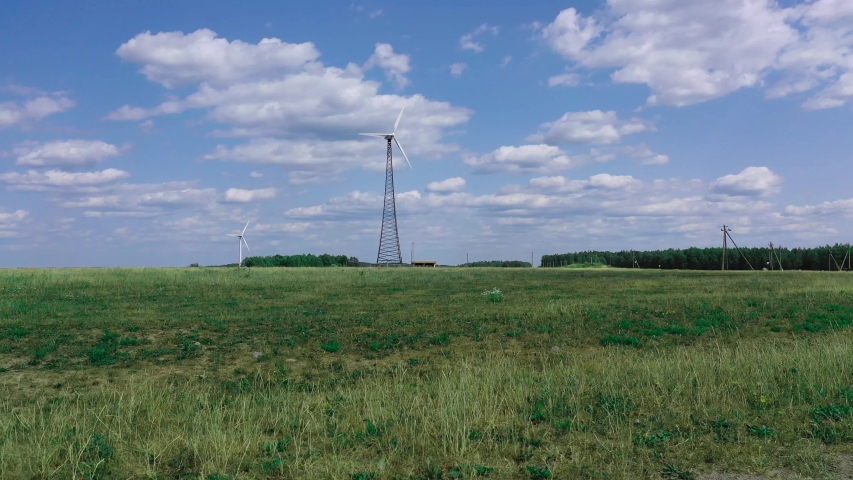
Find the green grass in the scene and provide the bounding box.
[1,268,853,478]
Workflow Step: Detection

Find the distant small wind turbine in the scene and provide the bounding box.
[226,221,250,266]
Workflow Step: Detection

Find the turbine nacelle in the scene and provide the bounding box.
[359,107,412,169]
[225,221,250,266]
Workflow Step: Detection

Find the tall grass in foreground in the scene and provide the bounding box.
[3,334,853,479]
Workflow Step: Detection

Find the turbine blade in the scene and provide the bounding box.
[359,133,391,137]
[242,237,250,251]
[394,137,413,169]
[226,234,239,236]
[393,107,405,134]
[241,221,249,236]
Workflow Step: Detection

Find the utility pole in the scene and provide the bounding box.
[769,242,774,271]
[721,225,728,270]
[723,226,754,271]
[531,251,534,268]
[411,242,414,265]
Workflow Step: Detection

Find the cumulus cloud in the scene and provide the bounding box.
[203,138,389,182]
[107,30,470,178]
[548,73,580,87]
[0,168,130,191]
[528,110,651,145]
[711,166,782,197]
[785,198,853,216]
[538,3,806,107]
[426,177,466,193]
[0,209,28,238]
[13,140,125,166]
[464,144,581,175]
[61,183,219,216]
[115,29,320,88]
[541,8,602,60]
[450,63,467,77]
[286,170,763,226]
[460,24,499,53]
[597,144,670,166]
[222,187,277,203]
[0,94,75,129]
[536,1,853,109]
[363,43,412,89]
[0,209,28,223]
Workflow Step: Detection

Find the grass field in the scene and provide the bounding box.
[1,268,853,479]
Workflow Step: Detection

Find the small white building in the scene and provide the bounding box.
[412,260,437,267]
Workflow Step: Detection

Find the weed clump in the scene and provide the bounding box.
[482,288,504,303]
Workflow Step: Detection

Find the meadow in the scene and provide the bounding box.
[1,267,853,479]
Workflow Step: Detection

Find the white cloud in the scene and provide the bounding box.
[548,73,580,87]
[285,172,762,226]
[426,177,466,193]
[0,168,130,191]
[599,144,670,166]
[464,144,581,175]
[460,24,499,53]
[541,8,602,60]
[364,43,411,89]
[0,210,28,223]
[369,9,383,18]
[711,166,782,197]
[537,1,853,109]
[785,198,853,216]
[528,110,651,145]
[13,140,125,166]
[61,185,218,213]
[642,154,670,166]
[250,171,264,178]
[540,3,798,106]
[139,119,154,131]
[450,63,467,78]
[0,95,75,129]
[222,187,277,203]
[501,56,512,67]
[203,138,385,180]
[107,31,470,171]
[115,29,321,88]
[527,174,640,193]
[0,209,28,238]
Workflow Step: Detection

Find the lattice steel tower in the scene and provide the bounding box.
[377,139,402,264]
[360,108,412,266]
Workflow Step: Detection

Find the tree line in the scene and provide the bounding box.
[541,244,853,271]
[460,260,532,268]
[242,254,359,267]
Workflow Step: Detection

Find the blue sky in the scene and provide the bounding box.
[1,0,852,267]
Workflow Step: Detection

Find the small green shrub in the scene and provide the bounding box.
[600,336,641,348]
[321,341,341,353]
[526,464,552,479]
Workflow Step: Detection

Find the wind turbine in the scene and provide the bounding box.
[360,107,412,265]
[226,221,250,266]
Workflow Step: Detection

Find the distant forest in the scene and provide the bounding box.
[460,261,532,268]
[541,245,853,271]
[242,254,359,267]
